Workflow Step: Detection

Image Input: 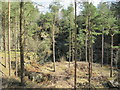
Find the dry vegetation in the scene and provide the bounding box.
[0,53,118,88]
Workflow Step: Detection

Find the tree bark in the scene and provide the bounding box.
[2,2,7,68]
[20,0,24,85]
[101,28,104,67]
[91,44,93,77]
[8,0,11,76]
[69,28,71,68]
[85,16,88,62]
[74,0,77,89]
[85,33,88,62]
[88,14,92,88]
[79,48,81,61]
[116,50,118,69]
[15,10,18,77]
[71,26,74,62]
[110,35,114,77]
[52,23,56,72]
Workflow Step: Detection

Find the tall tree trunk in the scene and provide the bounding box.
[52,23,56,72]
[107,49,109,64]
[85,17,88,62]
[88,15,92,88]
[85,33,88,62]
[15,10,18,77]
[4,10,7,68]
[74,0,77,89]
[8,0,11,76]
[79,48,81,61]
[91,45,93,63]
[110,35,114,77]
[20,0,24,85]
[2,2,7,68]
[91,44,93,77]
[101,28,104,67]
[71,27,74,62]
[116,50,118,69]
[69,28,71,68]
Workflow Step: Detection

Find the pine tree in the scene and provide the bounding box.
[49,1,62,72]
[98,2,110,67]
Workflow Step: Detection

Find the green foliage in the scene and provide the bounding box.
[1,0,120,65]
[58,4,75,59]
[78,2,99,46]
[37,38,52,64]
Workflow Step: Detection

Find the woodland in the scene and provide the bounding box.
[0,0,120,89]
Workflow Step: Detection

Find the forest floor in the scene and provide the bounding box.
[0,52,119,89]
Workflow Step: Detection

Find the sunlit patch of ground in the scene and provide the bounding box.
[24,61,117,88]
[0,52,118,88]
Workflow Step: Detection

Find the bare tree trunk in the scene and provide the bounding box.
[72,28,74,62]
[88,15,92,88]
[2,2,7,68]
[101,28,104,67]
[116,50,118,69]
[20,0,24,85]
[52,23,56,72]
[69,29,71,68]
[91,44,93,77]
[79,48,81,61]
[110,35,114,77]
[15,10,18,77]
[91,46,93,63]
[85,33,88,62]
[107,49,109,64]
[85,17,88,62]
[2,2,4,65]
[74,0,77,89]
[4,11,7,68]
[8,0,11,76]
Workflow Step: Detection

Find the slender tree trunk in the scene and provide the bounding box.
[108,49,109,64]
[110,35,114,77]
[70,29,73,62]
[72,28,74,62]
[101,28,104,67]
[72,41,74,62]
[2,2,7,68]
[69,29,71,68]
[85,33,88,62]
[8,0,11,76]
[88,15,92,88]
[91,45,93,63]
[79,48,81,61]
[85,17,88,62]
[4,11,7,68]
[116,50,118,69]
[20,0,24,85]
[2,2,4,65]
[52,23,56,72]
[15,11,18,77]
[91,44,93,77]
[74,0,77,89]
